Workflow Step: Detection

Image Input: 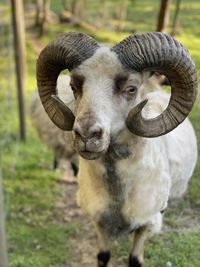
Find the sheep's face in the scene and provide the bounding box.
[70,47,150,160]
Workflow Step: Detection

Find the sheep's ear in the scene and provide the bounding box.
[161,76,170,86]
[141,70,153,82]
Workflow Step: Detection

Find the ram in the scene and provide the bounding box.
[36,32,198,267]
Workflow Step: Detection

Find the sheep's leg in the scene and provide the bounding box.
[95,224,111,267]
[71,161,79,176]
[129,225,149,267]
[129,214,163,267]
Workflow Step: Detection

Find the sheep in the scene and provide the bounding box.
[36,32,198,267]
[30,75,78,176]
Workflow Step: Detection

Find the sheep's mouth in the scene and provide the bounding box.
[79,149,105,160]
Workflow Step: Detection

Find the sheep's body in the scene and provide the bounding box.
[77,89,197,238]
[31,76,77,171]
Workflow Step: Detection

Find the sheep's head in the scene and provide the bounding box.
[37,32,198,160]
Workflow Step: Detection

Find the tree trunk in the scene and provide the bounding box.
[116,0,128,32]
[38,0,51,37]
[63,0,70,11]
[171,0,181,36]
[100,0,109,24]
[71,0,83,19]
[35,0,42,27]
[157,0,171,32]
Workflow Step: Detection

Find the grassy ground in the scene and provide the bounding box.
[0,0,200,266]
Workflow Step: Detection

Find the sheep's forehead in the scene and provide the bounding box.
[75,47,124,79]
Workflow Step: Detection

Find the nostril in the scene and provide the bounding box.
[74,130,81,138]
[90,127,103,139]
[73,126,83,139]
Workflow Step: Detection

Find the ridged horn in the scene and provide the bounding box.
[112,32,198,137]
[36,32,100,131]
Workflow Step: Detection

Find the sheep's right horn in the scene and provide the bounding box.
[37,32,99,131]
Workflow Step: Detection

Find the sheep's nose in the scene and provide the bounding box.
[73,125,103,141]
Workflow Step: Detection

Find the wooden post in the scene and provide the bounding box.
[157,0,171,32]
[171,0,182,36]
[0,171,8,267]
[116,0,128,32]
[35,0,43,27]
[11,0,26,141]
[72,0,83,19]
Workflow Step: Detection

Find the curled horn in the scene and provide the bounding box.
[112,32,198,137]
[36,32,99,131]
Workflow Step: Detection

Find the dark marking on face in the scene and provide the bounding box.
[129,255,143,267]
[114,73,129,94]
[97,251,111,267]
[70,74,84,88]
[70,74,85,97]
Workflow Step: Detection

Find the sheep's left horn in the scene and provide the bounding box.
[37,32,99,131]
[112,32,198,137]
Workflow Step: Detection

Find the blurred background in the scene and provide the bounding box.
[0,0,200,266]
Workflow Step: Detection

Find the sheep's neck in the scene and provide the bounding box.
[102,146,124,201]
[102,129,144,201]
[108,128,146,161]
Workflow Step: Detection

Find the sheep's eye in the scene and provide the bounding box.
[127,86,137,94]
[70,83,82,99]
[70,74,84,94]
[70,84,76,91]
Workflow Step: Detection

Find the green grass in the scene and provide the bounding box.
[8,223,77,267]
[1,122,79,266]
[146,232,200,266]
[114,231,200,267]
[1,0,200,266]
